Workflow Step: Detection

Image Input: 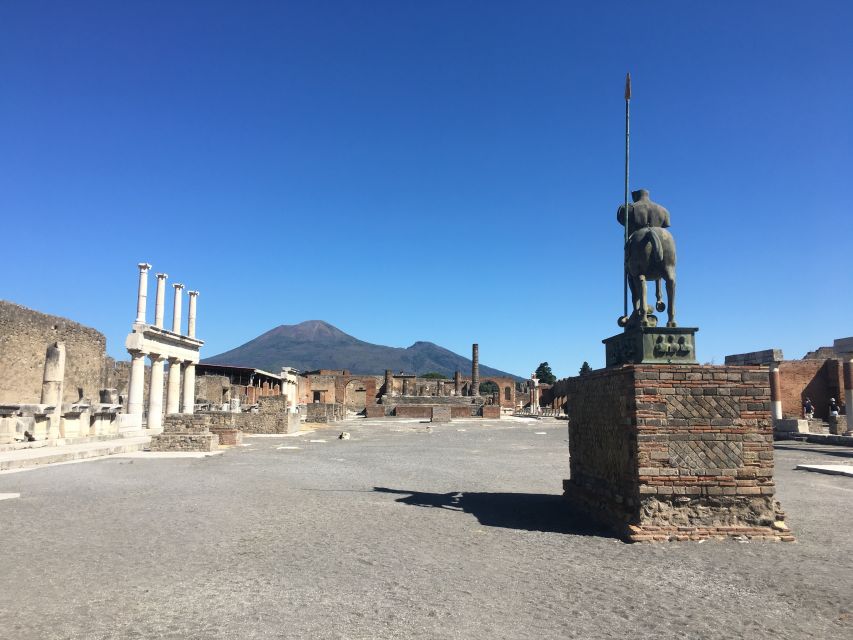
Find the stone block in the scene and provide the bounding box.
[364,405,386,418]
[481,405,501,419]
[431,406,451,423]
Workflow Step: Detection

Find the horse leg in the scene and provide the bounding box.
[655,279,665,312]
[665,270,677,327]
[638,275,649,325]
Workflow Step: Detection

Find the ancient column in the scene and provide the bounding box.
[182,362,196,414]
[845,358,852,424]
[41,342,66,435]
[402,378,411,396]
[187,290,199,338]
[437,380,444,396]
[171,283,184,334]
[769,364,782,421]
[147,355,165,430]
[454,371,462,396]
[127,350,146,416]
[135,263,152,324]
[154,273,168,328]
[384,369,393,397]
[530,373,540,414]
[470,344,480,396]
[166,359,181,414]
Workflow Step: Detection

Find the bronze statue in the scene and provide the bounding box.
[616,189,677,328]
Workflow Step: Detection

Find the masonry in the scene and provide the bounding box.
[0,300,107,404]
[562,364,791,542]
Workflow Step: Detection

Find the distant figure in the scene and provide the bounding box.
[829,398,841,417]
[803,398,815,419]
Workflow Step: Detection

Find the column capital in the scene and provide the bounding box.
[148,353,166,363]
[188,290,199,297]
[156,272,168,280]
[138,262,152,272]
[128,348,144,358]
[172,282,184,290]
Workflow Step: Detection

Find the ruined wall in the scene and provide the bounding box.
[0,301,107,404]
[778,360,844,419]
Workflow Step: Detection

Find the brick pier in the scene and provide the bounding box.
[562,364,793,542]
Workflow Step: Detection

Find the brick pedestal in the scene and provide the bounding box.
[562,364,792,542]
[150,414,219,452]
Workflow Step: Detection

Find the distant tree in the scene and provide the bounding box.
[535,362,556,385]
[421,372,447,379]
[579,361,592,376]
[479,381,499,396]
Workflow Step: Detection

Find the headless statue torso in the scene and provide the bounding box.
[617,189,671,236]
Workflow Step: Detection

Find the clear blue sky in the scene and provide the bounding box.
[2,1,851,378]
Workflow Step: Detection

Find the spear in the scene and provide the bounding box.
[622,72,631,323]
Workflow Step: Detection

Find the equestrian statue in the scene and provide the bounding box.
[616,189,677,329]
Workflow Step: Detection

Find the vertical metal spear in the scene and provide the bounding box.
[623,72,631,322]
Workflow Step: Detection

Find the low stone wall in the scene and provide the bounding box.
[482,406,501,419]
[150,414,219,452]
[306,403,343,424]
[563,364,791,542]
[364,405,385,418]
[395,406,431,418]
[431,406,451,423]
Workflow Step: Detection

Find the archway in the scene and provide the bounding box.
[480,380,499,405]
[344,379,367,411]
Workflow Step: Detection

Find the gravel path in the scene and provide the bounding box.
[0,417,850,640]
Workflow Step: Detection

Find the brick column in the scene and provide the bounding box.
[769,364,782,421]
[454,371,462,396]
[384,369,393,397]
[845,358,852,420]
[470,344,480,396]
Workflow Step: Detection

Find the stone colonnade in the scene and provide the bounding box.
[126,263,203,431]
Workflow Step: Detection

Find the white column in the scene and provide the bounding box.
[147,355,165,430]
[127,350,146,416]
[769,364,783,421]
[154,273,168,328]
[187,290,198,338]
[171,283,184,334]
[135,263,152,324]
[182,362,196,414]
[166,359,181,414]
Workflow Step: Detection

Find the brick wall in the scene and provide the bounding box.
[0,300,108,404]
[563,364,790,542]
[778,360,844,419]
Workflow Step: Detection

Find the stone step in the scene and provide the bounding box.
[0,436,150,472]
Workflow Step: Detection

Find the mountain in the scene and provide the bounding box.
[203,320,522,380]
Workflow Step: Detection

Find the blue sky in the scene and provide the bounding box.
[1,1,851,378]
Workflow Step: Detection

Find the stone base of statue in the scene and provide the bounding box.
[603,326,698,367]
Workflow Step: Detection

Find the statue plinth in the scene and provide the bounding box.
[603,326,698,367]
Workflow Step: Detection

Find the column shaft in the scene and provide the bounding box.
[769,365,783,421]
[166,359,181,414]
[127,351,146,416]
[172,284,184,333]
[470,344,480,396]
[187,291,198,338]
[844,359,852,424]
[182,363,196,414]
[135,263,152,324]
[154,274,168,328]
[147,356,165,430]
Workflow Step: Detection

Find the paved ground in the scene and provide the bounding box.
[1,417,851,640]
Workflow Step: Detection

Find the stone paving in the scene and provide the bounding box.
[0,417,851,640]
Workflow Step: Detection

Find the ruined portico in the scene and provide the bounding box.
[124,263,202,432]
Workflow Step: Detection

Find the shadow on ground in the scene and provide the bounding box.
[374,487,615,538]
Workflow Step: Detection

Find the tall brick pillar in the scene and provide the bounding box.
[470,344,480,396]
[384,369,393,397]
[844,359,852,420]
[454,371,462,396]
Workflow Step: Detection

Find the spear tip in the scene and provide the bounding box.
[625,72,632,100]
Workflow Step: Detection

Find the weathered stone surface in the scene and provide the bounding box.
[604,326,698,367]
[481,405,501,419]
[725,349,783,366]
[430,406,451,423]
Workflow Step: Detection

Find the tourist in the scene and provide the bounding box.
[803,398,815,419]
[829,398,841,417]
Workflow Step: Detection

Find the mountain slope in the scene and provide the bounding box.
[203,320,521,380]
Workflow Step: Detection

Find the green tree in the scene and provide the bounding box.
[479,381,499,395]
[534,362,556,385]
[420,372,447,379]
[579,361,592,376]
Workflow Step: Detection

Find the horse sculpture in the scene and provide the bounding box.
[616,189,677,329]
[624,225,676,328]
